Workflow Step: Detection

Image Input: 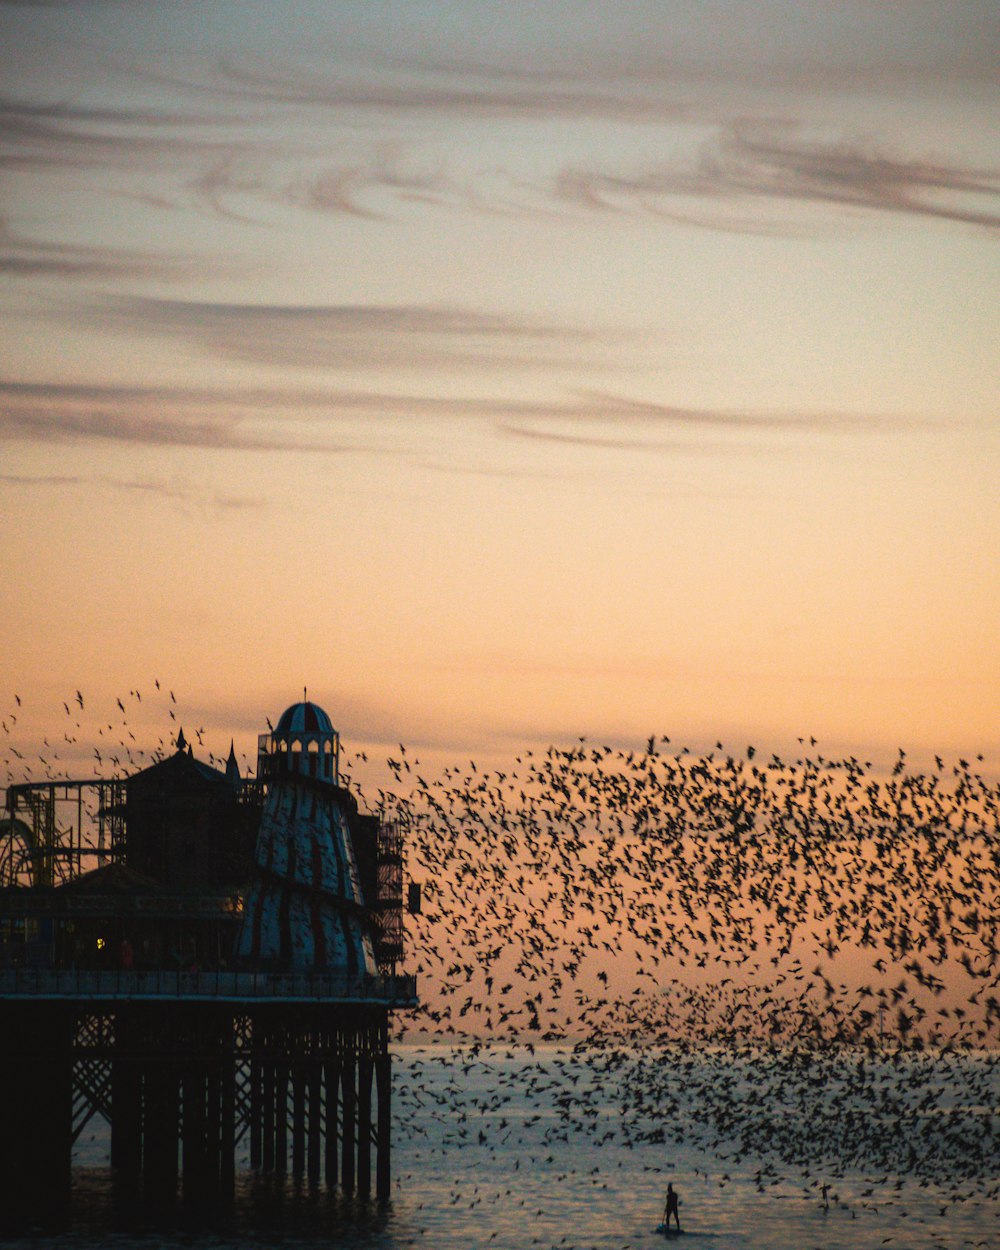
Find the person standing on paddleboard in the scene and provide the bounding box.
[663,1182,681,1231]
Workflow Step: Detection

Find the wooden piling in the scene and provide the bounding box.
[376,1051,391,1202]
[111,1009,141,1189]
[275,1048,289,1173]
[340,1054,356,1193]
[142,1012,179,1207]
[307,1052,322,1186]
[0,1003,74,1229]
[262,1039,276,1172]
[292,1060,306,1177]
[324,1055,340,1187]
[357,1054,373,1195]
[249,1048,263,1169]
[220,1033,236,1202]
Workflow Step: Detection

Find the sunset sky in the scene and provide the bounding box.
[2,1,998,782]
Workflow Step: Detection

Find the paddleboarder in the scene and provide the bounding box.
[663,1181,681,1231]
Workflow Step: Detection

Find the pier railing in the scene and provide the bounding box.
[0,968,417,1005]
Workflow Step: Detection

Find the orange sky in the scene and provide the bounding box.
[2,3,998,781]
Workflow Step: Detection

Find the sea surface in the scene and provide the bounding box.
[5,1045,996,1250]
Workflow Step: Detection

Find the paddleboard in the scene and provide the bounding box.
[655,1231,723,1241]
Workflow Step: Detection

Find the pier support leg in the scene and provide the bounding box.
[181,1062,207,1206]
[205,1060,222,1200]
[341,1055,356,1194]
[111,1010,142,1203]
[249,1051,263,1170]
[142,1028,179,1209]
[357,1055,372,1197]
[275,1051,289,1174]
[220,1036,236,1203]
[307,1055,322,1187]
[376,1052,391,1204]
[262,1045,276,1173]
[292,1061,306,1179]
[324,1058,340,1188]
[0,1004,73,1230]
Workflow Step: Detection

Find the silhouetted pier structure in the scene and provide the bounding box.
[0,700,417,1231]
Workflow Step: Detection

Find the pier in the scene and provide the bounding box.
[0,699,417,1231]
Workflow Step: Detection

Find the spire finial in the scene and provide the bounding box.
[304,685,307,703]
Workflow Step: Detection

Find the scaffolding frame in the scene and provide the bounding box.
[374,811,406,974]
[1,780,126,888]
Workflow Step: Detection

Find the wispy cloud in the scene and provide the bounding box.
[554,392,893,432]
[88,297,600,372]
[499,424,697,455]
[554,123,1000,233]
[6,30,994,238]
[0,381,362,452]
[0,95,238,172]
[0,472,80,485]
[0,218,193,279]
[0,469,264,510]
[206,54,691,125]
[0,92,283,231]
[289,144,454,219]
[0,379,910,458]
[0,408,321,452]
[498,392,906,452]
[194,7,998,122]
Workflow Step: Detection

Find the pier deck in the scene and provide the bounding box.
[0,968,417,1004]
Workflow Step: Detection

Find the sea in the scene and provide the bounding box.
[5,1045,996,1250]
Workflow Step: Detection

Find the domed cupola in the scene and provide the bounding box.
[256,691,340,783]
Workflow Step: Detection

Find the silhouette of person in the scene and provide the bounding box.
[664,1182,681,1231]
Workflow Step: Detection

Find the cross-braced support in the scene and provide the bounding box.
[0,999,394,1230]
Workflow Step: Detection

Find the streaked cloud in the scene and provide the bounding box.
[5,24,995,239]
[0,381,360,452]
[0,379,910,460]
[291,144,454,220]
[206,54,690,125]
[86,297,600,372]
[0,472,80,486]
[554,124,1000,233]
[0,470,264,510]
[498,394,905,452]
[384,5,999,96]
[0,409,315,452]
[0,219,193,279]
[556,392,899,431]
[0,95,238,173]
[498,424,697,455]
[195,3,998,120]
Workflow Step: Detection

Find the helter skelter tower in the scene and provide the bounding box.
[236,698,373,975]
[230,696,414,1199]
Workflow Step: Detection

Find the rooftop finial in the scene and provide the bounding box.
[304,685,308,703]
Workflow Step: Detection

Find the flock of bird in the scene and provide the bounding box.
[2,690,998,1236]
[366,737,998,1223]
[1,684,242,786]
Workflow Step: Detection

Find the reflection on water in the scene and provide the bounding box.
[62,1167,395,1246]
[4,1046,996,1250]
